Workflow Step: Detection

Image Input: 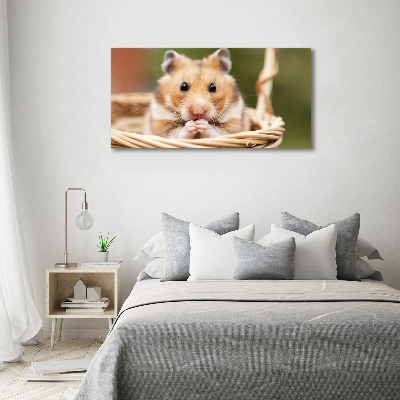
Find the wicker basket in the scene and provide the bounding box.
[111,48,284,149]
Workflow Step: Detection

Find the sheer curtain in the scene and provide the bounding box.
[0,0,41,368]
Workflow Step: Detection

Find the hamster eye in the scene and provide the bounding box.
[180,82,189,91]
[209,83,216,93]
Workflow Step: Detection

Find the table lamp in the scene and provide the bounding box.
[55,188,94,268]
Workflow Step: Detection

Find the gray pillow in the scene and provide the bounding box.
[161,212,239,281]
[233,237,295,280]
[281,212,360,281]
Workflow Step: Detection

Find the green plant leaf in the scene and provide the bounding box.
[97,232,116,251]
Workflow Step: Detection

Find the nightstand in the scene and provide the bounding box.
[46,265,122,350]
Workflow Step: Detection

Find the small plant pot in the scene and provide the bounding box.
[98,251,109,262]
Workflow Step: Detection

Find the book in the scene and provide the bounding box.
[61,300,109,308]
[30,359,92,375]
[64,297,108,303]
[81,261,122,267]
[18,367,86,381]
[65,307,106,313]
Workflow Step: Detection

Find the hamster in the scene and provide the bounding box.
[149,48,248,139]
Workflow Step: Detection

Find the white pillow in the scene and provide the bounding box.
[134,232,164,263]
[257,233,273,247]
[143,257,164,279]
[188,224,255,280]
[357,237,384,260]
[271,224,337,280]
[357,257,376,279]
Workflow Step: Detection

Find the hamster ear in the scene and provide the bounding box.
[210,48,232,73]
[161,50,181,74]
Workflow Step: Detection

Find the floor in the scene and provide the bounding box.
[0,338,104,400]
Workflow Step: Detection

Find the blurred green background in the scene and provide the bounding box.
[112,48,311,148]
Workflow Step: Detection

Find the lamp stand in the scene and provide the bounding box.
[55,188,87,268]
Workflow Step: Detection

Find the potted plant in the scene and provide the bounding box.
[97,232,116,262]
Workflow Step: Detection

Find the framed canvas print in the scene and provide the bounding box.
[111,48,311,149]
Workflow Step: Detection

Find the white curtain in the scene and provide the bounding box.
[0,0,42,365]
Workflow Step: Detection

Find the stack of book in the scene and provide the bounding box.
[81,261,122,268]
[61,297,109,313]
[19,359,92,381]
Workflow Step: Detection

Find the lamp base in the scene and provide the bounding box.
[55,263,77,268]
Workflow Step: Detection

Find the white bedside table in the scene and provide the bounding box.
[46,265,122,350]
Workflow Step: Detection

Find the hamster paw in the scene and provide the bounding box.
[182,121,198,138]
[194,119,209,134]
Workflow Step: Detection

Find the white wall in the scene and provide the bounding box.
[6,0,400,337]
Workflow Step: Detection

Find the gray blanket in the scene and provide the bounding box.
[76,280,400,400]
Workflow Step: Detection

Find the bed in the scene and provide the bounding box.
[76,277,400,400]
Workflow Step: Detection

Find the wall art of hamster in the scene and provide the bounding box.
[111,48,311,148]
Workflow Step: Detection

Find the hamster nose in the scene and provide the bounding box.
[191,106,205,119]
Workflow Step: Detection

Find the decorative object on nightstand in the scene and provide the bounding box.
[74,279,87,299]
[55,188,94,268]
[66,281,106,311]
[46,265,121,350]
[87,286,101,299]
[97,232,116,262]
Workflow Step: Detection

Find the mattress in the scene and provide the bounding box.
[77,279,400,400]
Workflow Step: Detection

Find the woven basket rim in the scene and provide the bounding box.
[111,116,284,149]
